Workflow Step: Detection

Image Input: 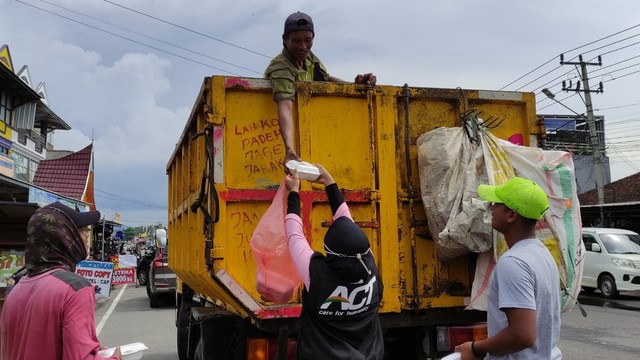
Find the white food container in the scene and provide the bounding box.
[441,352,462,360]
[98,342,148,360]
[285,160,321,181]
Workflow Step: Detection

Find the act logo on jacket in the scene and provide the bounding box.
[319,277,377,315]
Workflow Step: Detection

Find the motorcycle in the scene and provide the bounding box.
[136,251,154,286]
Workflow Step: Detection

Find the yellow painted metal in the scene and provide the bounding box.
[167,77,541,319]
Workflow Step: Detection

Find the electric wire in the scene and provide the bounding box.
[15,0,243,75]
[606,138,640,172]
[502,23,640,90]
[596,102,640,111]
[95,188,167,210]
[103,0,271,59]
[38,0,261,75]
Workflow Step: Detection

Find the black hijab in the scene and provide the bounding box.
[323,217,374,283]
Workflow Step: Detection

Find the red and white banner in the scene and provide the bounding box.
[112,267,136,285]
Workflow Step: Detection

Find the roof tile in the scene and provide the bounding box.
[33,144,92,200]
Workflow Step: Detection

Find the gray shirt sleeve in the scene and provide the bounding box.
[495,256,537,311]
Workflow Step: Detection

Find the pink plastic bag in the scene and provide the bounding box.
[251,180,302,304]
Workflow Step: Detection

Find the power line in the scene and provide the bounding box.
[15,0,243,75]
[598,39,640,57]
[602,68,640,83]
[607,139,640,172]
[596,102,640,111]
[535,60,640,113]
[576,33,640,63]
[95,188,167,210]
[515,63,564,91]
[103,0,271,59]
[590,54,640,75]
[38,0,261,75]
[502,23,640,90]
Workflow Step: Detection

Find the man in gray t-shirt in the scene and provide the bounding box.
[455,177,562,359]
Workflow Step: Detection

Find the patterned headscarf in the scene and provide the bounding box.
[24,205,88,276]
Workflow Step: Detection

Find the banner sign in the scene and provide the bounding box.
[109,255,137,285]
[0,254,24,287]
[76,260,113,299]
[112,267,136,285]
[28,187,89,212]
[118,255,137,268]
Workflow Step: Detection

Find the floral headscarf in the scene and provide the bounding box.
[24,206,88,276]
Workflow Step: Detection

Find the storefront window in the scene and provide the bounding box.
[0,90,13,126]
[13,152,38,183]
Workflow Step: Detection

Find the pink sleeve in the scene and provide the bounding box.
[62,287,118,359]
[285,213,314,289]
[333,202,352,221]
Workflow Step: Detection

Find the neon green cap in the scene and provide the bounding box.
[477,177,549,220]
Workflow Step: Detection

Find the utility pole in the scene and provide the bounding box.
[560,54,606,226]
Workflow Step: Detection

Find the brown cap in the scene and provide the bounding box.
[283,12,314,36]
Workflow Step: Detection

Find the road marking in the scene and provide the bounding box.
[96,284,127,336]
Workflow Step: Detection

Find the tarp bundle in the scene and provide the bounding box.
[417,127,585,312]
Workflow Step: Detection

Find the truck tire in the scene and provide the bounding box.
[193,306,248,360]
[599,274,618,299]
[177,298,199,360]
[193,339,204,360]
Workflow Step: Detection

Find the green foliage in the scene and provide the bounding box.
[122,225,167,241]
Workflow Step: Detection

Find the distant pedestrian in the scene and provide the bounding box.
[284,165,384,359]
[455,177,561,359]
[0,202,121,360]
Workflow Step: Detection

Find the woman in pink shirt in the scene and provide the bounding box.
[0,202,121,360]
[284,165,384,360]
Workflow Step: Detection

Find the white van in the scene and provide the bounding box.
[581,227,640,298]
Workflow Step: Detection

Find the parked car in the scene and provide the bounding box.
[581,227,640,298]
[147,229,176,307]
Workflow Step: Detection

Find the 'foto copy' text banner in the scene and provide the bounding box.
[76,260,113,299]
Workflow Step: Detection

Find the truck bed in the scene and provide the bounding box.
[167,76,540,324]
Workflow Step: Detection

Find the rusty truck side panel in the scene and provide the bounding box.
[167,76,540,322]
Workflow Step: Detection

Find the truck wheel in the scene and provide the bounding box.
[599,274,618,299]
[193,339,204,360]
[149,294,160,308]
[177,299,199,360]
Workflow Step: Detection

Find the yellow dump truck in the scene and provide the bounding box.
[167,76,542,359]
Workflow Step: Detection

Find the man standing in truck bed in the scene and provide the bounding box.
[264,11,377,167]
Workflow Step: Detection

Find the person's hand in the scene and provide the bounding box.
[454,341,482,360]
[283,150,301,174]
[313,164,335,186]
[112,347,122,360]
[355,73,377,86]
[285,170,300,192]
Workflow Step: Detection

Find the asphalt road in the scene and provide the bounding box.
[94,286,640,359]
[560,292,640,360]
[95,284,177,359]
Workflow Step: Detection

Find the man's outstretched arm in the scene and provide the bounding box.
[277,99,300,165]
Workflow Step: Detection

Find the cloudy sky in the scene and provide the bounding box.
[1,0,639,226]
